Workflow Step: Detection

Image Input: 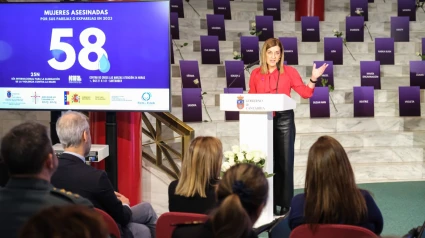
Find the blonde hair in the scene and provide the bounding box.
[260,38,285,75]
[175,136,223,198]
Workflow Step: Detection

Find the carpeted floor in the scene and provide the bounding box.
[260,181,425,237]
[356,181,425,236]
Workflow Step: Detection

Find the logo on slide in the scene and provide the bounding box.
[142,92,151,101]
[6,91,11,98]
[31,92,40,104]
[64,91,80,104]
[64,91,110,106]
[71,94,80,103]
[237,95,244,109]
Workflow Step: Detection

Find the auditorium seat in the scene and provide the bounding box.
[94,208,121,238]
[290,224,379,238]
[156,212,208,238]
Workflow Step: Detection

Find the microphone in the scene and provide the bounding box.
[227,60,260,88]
[245,60,260,70]
[275,62,281,94]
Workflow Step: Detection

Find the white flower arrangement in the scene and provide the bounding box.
[332,29,356,61]
[250,22,262,36]
[193,79,211,122]
[221,145,274,178]
[353,9,373,41]
[416,52,425,60]
[233,51,242,60]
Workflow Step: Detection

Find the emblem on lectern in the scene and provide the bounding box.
[237,95,244,109]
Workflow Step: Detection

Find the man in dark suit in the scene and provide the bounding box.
[0,122,93,238]
[51,111,157,238]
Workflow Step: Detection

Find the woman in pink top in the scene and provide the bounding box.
[248,38,328,215]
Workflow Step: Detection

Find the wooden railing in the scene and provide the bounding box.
[141,112,194,179]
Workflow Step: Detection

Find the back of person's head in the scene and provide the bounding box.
[305,135,367,227]
[19,205,109,238]
[56,111,91,156]
[0,122,56,177]
[210,163,268,238]
[176,136,223,198]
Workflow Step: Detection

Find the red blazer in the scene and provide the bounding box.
[248,65,314,99]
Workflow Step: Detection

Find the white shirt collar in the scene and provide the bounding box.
[63,151,86,163]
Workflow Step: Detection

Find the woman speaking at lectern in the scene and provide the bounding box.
[248,38,328,215]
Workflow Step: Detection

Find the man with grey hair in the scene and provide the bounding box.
[51,111,157,238]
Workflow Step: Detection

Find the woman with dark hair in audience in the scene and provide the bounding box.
[19,205,109,238]
[173,163,269,238]
[288,135,384,235]
[168,136,223,214]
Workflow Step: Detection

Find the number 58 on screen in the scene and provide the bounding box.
[47,27,109,72]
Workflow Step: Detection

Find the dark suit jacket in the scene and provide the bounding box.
[0,177,93,238]
[51,153,133,238]
[168,179,218,214]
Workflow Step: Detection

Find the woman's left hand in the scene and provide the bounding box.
[311,63,329,81]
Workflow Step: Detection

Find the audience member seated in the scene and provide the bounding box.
[172,163,269,238]
[288,135,384,235]
[168,136,222,214]
[0,122,93,238]
[19,205,109,238]
[51,111,157,238]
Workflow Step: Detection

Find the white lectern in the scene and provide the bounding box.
[220,93,296,227]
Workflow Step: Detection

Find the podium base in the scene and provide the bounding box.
[220,93,297,228]
[240,111,274,228]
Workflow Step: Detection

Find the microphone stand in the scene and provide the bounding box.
[275,63,281,94]
[227,60,260,89]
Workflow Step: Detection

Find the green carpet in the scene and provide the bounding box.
[261,181,425,237]
[356,181,425,236]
